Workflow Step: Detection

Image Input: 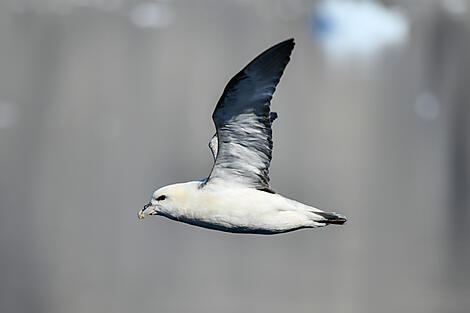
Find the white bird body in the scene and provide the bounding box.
[138,39,347,234]
[148,181,329,234]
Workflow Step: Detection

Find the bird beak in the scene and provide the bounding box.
[138,202,157,220]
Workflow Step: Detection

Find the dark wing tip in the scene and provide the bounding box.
[270,37,295,55]
[281,38,295,48]
[273,38,295,47]
[213,38,295,121]
[315,212,347,225]
[254,37,295,62]
[242,38,295,75]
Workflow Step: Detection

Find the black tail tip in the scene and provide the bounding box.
[316,212,347,225]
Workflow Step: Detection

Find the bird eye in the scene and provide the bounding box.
[156,195,167,201]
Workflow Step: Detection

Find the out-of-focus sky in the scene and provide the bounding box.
[0,1,469,313]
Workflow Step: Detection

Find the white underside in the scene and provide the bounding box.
[149,181,329,234]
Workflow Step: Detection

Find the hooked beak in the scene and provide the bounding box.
[138,202,157,220]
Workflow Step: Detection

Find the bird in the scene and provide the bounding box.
[138,38,347,234]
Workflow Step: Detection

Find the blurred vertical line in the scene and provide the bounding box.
[0,9,65,313]
[448,19,470,297]
[25,16,66,313]
[425,6,470,310]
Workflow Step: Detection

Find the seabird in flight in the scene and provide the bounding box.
[138,38,347,234]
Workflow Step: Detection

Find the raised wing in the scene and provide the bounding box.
[205,39,294,189]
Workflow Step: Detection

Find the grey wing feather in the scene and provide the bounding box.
[209,134,218,160]
[205,39,294,189]
[208,112,276,160]
[209,111,275,160]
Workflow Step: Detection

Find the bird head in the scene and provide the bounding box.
[138,183,191,220]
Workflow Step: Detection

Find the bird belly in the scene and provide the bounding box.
[165,190,316,234]
[168,213,311,234]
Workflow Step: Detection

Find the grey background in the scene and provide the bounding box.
[0,1,469,313]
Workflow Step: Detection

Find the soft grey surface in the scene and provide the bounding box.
[0,1,469,313]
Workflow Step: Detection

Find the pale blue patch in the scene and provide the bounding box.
[194,178,207,182]
[311,0,409,61]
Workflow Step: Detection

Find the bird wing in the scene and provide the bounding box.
[204,39,294,190]
[208,133,218,160]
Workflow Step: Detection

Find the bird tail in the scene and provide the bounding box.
[314,211,347,225]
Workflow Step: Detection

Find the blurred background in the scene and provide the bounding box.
[1,0,469,312]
